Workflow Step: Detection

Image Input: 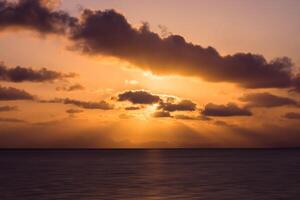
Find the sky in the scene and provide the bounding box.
[0,0,299,148]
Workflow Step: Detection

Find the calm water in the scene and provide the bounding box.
[0,149,300,200]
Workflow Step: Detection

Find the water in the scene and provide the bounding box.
[0,149,300,200]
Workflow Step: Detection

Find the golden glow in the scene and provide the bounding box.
[0,1,299,148]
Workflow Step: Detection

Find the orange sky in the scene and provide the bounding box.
[0,0,299,148]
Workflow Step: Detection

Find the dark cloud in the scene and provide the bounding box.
[283,112,300,120]
[0,105,17,112]
[152,111,172,118]
[125,106,140,110]
[174,114,211,121]
[70,9,299,90]
[66,108,83,114]
[291,75,300,92]
[0,63,76,82]
[42,98,113,110]
[0,85,34,100]
[174,114,195,120]
[118,90,161,104]
[0,0,77,34]
[1,1,299,90]
[158,99,196,112]
[63,99,113,110]
[118,91,198,113]
[202,103,252,117]
[240,92,299,108]
[56,83,85,91]
[0,117,26,123]
[214,120,230,127]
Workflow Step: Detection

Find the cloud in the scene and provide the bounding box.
[70,9,299,90]
[42,98,113,110]
[118,90,161,104]
[0,85,34,100]
[158,99,196,112]
[152,111,172,118]
[62,98,113,110]
[0,63,76,82]
[0,117,26,123]
[0,0,77,34]
[174,114,211,121]
[125,106,140,110]
[240,92,299,108]
[118,91,197,111]
[283,112,300,120]
[66,108,83,114]
[202,103,252,117]
[56,84,85,91]
[291,76,300,92]
[0,105,17,112]
[1,1,299,91]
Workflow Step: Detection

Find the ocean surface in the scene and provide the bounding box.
[0,149,300,200]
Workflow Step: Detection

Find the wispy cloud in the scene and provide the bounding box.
[0,62,76,83]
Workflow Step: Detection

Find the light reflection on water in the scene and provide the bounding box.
[0,149,300,200]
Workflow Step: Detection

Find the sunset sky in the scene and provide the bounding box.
[0,0,300,148]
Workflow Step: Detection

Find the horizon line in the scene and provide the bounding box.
[1,147,300,151]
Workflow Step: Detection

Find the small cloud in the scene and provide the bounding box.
[202,103,252,117]
[41,98,114,110]
[56,84,85,92]
[125,106,140,110]
[214,120,230,126]
[174,114,211,121]
[66,109,83,114]
[240,92,299,108]
[283,112,300,120]
[0,85,34,100]
[158,99,196,112]
[117,90,161,104]
[152,111,172,118]
[0,117,26,123]
[0,105,18,112]
[0,62,76,83]
[66,108,84,118]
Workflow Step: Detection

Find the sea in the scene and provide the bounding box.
[0,149,300,200]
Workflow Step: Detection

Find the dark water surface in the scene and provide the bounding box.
[0,149,300,200]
